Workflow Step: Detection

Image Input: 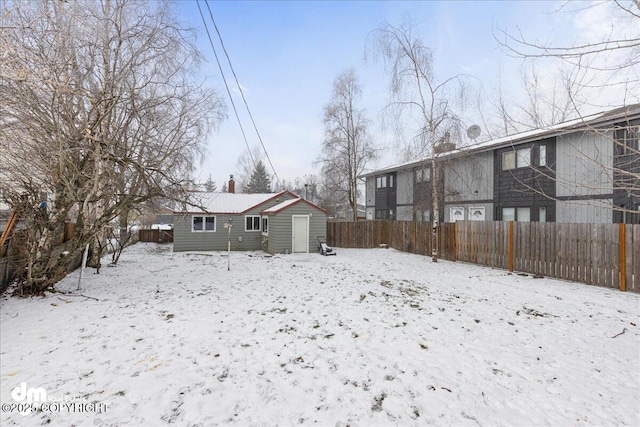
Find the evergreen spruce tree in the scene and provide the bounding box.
[246,161,271,193]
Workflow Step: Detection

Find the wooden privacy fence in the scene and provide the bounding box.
[327,220,639,293]
[139,229,173,243]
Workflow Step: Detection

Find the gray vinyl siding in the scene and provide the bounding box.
[556,131,613,198]
[365,177,375,207]
[173,193,295,252]
[444,151,493,203]
[556,199,613,223]
[265,205,327,255]
[396,169,413,206]
[396,205,413,221]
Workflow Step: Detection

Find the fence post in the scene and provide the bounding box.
[619,223,626,292]
[508,221,514,272]
[453,222,457,262]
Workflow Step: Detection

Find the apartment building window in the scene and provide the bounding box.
[538,145,547,167]
[539,207,546,223]
[415,168,431,182]
[501,207,531,222]
[516,147,531,168]
[415,210,432,221]
[502,147,532,170]
[517,207,531,222]
[502,207,515,221]
[502,151,516,170]
[376,176,387,188]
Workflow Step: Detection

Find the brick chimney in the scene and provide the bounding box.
[228,174,235,194]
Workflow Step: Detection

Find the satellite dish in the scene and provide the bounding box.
[467,124,481,140]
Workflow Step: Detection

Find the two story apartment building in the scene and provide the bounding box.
[362,104,640,224]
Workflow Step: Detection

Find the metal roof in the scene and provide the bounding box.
[176,191,290,214]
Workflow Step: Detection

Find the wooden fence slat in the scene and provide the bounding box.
[632,225,640,292]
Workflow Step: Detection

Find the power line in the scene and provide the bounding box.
[195,0,257,172]
[203,0,282,188]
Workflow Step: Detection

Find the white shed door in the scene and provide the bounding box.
[292,216,309,253]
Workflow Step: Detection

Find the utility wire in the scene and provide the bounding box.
[204,0,282,188]
[196,0,257,172]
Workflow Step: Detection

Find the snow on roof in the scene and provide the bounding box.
[262,197,328,214]
[178,192,283,214]
[262,198,302,213]
[360,103,640,178]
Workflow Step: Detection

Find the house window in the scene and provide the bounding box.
[375,209,387,219]
[245,215,261,231]
[376,176,387,188]
[193,215,216,232]
[538,145,547,167]
[502,151,515,170]
[388,175,394,188]
[262,217,268,235]
[415,168,431,182]
[516,147,531,168]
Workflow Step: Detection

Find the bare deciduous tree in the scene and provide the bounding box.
[318,69,377,222]
[492,1,639,221]
[370,22,468,261]
[0,0,225,292]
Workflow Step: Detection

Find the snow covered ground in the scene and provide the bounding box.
[1,243,638,426]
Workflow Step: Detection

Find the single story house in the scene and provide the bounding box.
[173,187,327,254]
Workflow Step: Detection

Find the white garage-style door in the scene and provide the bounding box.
[292,215,309,253]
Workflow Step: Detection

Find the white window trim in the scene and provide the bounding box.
[245,215,261,232]
[261,216,269,236]
[192,215,216,232]
[469,206,485,221]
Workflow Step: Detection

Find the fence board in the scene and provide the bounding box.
[632,225,640,292]
[139,229,173,243]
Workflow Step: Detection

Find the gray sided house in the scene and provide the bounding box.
[362,104,640,224]
[173,191,297,252]
[261,198,327,254]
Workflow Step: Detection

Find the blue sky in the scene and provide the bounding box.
[175,0,589,189]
